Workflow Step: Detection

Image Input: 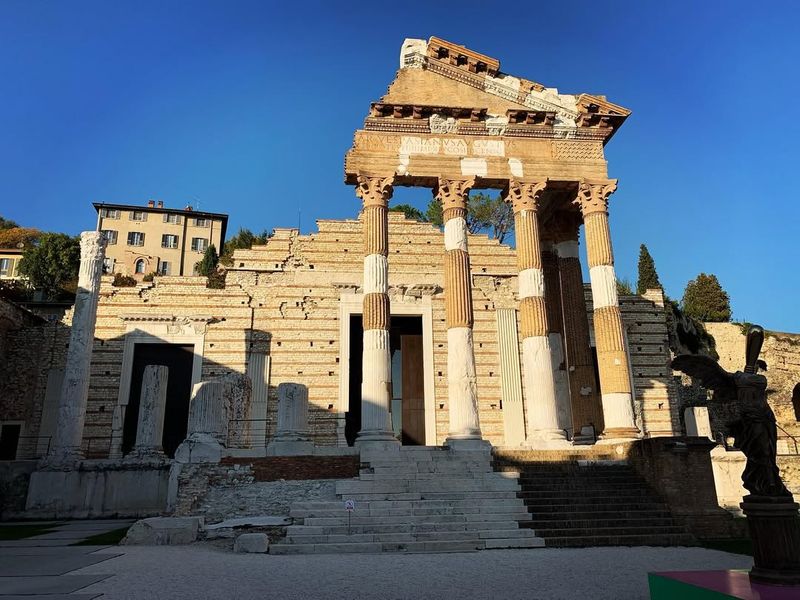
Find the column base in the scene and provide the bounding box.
[266,439,314,456]
[445,438,491,452]
[42,448,84,469]
[597,427,641,444]
[355,430,400,453]
[524,437,573,450]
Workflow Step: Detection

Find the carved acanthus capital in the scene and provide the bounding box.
[356,173,394,207]
[503,178,548,214]
[434,177,476,213]
[574,179,618,216]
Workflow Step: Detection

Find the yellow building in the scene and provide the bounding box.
[0,247,23,281]
[93,201,228,278]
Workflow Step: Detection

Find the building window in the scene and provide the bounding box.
[194,217,209,227]
[158,261,170,275]
[102,257,115,274]
[0,258,14,277]
[101,230,118,245]
[127,231,145,246]
[135,259,146,274]
[161,234,179,249]
[100,208,120,219]
[129,210,148,221]
[191,237,208,252]
[163,213,181,224]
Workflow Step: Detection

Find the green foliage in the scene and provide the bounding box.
[636,244,661,294]
[196,244,219,277]
[112,273,136,287]
[0,227,41,248]
[682,273,732,322]
[142,272,156,282]
[17,233,80,299]
[389,204,427,222]
[616,277,634,295]
[424,191,514,243]
[220,229,270,266]
[0,216,19,230]
[665,296,719,359]
[0,279,32,302]
[206,270,226,289]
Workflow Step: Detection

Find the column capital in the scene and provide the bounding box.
[503,178,548,214]
[574,179,618,216]
[356,173,394,207]
[435,176,476,213]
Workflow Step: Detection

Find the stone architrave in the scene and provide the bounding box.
[47,231,106,464]
[131,365,169,458]
[505,179,568,447]
[220,373,253,449]
[174,380,226,463]
[267,383,313,456]
[437,177,486,450]
[354,173,399,449]
[574,180,639,440]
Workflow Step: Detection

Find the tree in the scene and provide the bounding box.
[17,233,80,299]
[220,228,270,266]
[0,227,41,248]
[196,244,219,277]
[616,277,634,295]
[0,216,19,230]
[424,192,514,243]
[682,273,732,322]
[389,204,427,222]
[636,244,661,294]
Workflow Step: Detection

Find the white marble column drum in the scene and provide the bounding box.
[437,177,484,447]
[574,180,639,440]
[355,174,399,447]
[504,179,567,447]
[267,382,313,455]
[174,380,227,463]
[47,231,106,464]
[131,365,169,457]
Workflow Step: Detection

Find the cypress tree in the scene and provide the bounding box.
[636,244,661,294]
[196,244,219,277]
[682,273,732,322]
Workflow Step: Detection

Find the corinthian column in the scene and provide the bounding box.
[574,180,639,440]
[436,177,484,448]
[355,174,399,448]
[505,179,567,446]
[48,231,106,464]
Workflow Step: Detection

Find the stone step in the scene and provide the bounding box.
[336,480,520,495]
[522,501,668,513]
[358,472,519,481]
[526,516,678,530]
[291,503,527,518]
[287,520,527,536]
[290,498,527,512]
[347,490,521,501]
[541,533,694,548]
[526,510,673,522]
[270,536,543,554]
[285,528,537,545]
[527,525,688,538]
[366,464,496,474]
[517,478,647,488]
[301,512,532,527]
[517,488,653,499]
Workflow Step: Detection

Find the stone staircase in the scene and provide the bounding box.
[271,446,543,554]
[493,458,695,548]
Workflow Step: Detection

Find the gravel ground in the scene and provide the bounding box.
[77,545,752,600]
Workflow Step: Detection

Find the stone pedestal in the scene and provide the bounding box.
[741,495,800,585]
[174,380,226,463]
[267,383,313,456]
[130,365,169,458]
[47,231,106,465]
[220,373,252,449]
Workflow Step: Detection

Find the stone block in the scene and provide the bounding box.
[234,533,269,553]
[174,433,222,464]
[122,516,203,545]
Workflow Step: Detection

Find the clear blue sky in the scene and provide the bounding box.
[1,1,798,331]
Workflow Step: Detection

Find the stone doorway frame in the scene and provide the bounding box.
[109,314,210,458]
[337,291,437,446]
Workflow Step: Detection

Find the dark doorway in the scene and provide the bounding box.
[122,343,194,458]
[0,424,21,460]
[345,315,425,446]
[793,383,800,422]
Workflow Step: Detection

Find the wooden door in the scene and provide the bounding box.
[401,335,425,445]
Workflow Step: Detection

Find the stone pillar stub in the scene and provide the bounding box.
[47,231,106,465]
[221,373,253,449]
[175,380,226,463]
[130,365,169,458]
[267,383,314,456]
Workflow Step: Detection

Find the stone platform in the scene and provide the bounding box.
[270,446,543,554]
[648,570,800,599]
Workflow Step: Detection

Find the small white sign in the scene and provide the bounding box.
[344,499,355,512]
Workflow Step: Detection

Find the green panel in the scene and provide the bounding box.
[648,574,737,600]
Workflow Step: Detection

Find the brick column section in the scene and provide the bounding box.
[574,180,639,439]
[436,177,483,444]
[555,225,604,436]
[355,174,399,446]
[541,244,573,434]
[505,179,567,445]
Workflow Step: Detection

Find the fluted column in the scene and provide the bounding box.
[436,177,484,445]
[505,179,567,445]
[355,174,398,446]
[555,223,604,437]
[47,231,106,464]
[574,180,639,439]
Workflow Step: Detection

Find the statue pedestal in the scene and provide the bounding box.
[741,495,800,585]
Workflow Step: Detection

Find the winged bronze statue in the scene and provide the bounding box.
[671,325,791,499]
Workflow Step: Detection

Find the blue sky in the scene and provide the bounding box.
[1,1,798,331]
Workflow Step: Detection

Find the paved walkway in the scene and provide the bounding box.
[76,544,753,600]
[0,520,133,599]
